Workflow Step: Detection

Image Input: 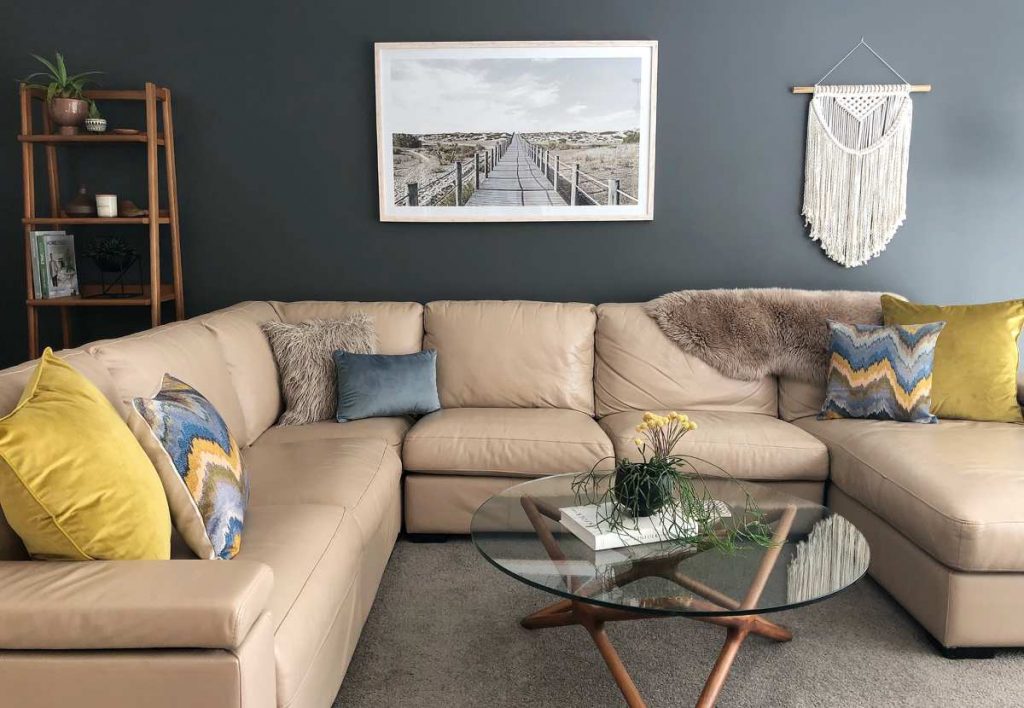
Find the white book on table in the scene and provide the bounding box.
[560,502,728,551]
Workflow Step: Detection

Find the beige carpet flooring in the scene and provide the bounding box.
[334,539,1023,707]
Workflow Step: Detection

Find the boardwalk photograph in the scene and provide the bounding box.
[376,42,657,222]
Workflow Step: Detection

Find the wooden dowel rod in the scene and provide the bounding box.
[792,84,931,94]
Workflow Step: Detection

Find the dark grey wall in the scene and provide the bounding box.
[2,0,1022,367]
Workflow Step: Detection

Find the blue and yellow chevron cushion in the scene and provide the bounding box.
[819,320,946,423]
[131,375,247,559]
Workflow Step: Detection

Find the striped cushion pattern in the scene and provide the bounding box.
[819,320,945,423]
[133,375,248,559]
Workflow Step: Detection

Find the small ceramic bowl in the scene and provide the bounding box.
[85,118,108,133]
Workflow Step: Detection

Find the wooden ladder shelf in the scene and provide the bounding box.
[18,82,184,358]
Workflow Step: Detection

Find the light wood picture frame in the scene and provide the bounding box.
[375,41,658,222]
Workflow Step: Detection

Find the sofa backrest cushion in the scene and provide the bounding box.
[0,347,125,561]
[87,321,248,443]
[271,301,423,354]
[424,300,597,414]
[779,377,827,421]
[595,303,777,418]
[198,302,282,445]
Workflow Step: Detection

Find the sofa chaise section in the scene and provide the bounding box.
[797,415,1024,650]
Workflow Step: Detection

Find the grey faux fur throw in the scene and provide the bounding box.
[644,288,886,384]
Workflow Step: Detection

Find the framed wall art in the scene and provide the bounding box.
[375,41,658,222]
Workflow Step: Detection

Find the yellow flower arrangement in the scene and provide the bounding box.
[633,411,697,460]
[572,409,774,552]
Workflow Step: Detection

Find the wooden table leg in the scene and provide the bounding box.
[693,505,798,707]
[516,496,798,708]
[583,616,647,708]
[697,626,748,708]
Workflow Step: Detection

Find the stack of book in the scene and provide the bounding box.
[559,500,730,551]
[29,231,79,299]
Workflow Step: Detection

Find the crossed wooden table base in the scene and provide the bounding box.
[519,496,798,708]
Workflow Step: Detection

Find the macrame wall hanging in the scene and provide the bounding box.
[793,39,931,267]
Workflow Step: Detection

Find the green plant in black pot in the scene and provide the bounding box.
[85,237,136,273]
[572,411,775,552]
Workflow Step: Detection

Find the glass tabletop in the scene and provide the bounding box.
[471,474,869,618]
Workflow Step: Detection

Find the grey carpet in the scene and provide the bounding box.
[334,539,1023,707]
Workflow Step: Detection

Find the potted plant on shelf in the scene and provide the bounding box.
[21,52,102,135]
[85,101,107,133]
[572,411,774,551]
[85,237,136,274]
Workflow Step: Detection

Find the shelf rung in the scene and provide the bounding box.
[19,133,164,145]
[27,284,176,307]
[23,217,170,225]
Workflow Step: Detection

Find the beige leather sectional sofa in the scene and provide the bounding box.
[0,298,1020,707]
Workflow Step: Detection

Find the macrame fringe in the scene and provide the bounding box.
[786,515,870,604]
[802,84,913,268]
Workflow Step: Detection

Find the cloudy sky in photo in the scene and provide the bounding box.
[387,57,642,133]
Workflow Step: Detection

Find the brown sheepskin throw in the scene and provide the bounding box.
[644,288,886,383]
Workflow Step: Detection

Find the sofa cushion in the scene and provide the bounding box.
[263,315,376,425]
[0,348,122,562]
[198,301,282,446]
[600,410,829,481]
[0,347,123,419]
[234,504,361,707]
[797,417,1024,572]
[0,350,171,561]
[779,377,826,422]
[245,436,400,544]
[253,417,412,452]
[403,408,614,477]
[424,300,597,414]
[87,321,248,445]
[595,303,777,418]
[271,301,424,354]
[132,374,248,560]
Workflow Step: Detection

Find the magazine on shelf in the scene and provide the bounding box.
[559,500,731,551]
[31,231,78,298]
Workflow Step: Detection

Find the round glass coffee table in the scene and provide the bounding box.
[471,474,869,708]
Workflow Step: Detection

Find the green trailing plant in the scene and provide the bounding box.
[571,411,776,553]
[21,52,102,103]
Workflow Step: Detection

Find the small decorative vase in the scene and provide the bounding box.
[64,185,96,216]
[85,117,107,133]
[49,98,89,135]
[613,466,674,517]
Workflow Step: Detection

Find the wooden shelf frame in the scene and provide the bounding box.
[19,133,165,145]
[19,81,184,357]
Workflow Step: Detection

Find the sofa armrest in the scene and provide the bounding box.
[0,560,273,651]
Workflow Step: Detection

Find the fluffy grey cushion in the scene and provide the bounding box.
[644,288,886,383]
[262,315,376,425]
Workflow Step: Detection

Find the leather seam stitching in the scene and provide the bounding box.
[351,442,390,509]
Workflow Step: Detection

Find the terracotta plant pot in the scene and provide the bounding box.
[49,97,89,135]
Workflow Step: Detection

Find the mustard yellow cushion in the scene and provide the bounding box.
[881,295,1024,423]
[0,349,171,560]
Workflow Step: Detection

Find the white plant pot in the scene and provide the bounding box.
[85,118,107,133]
